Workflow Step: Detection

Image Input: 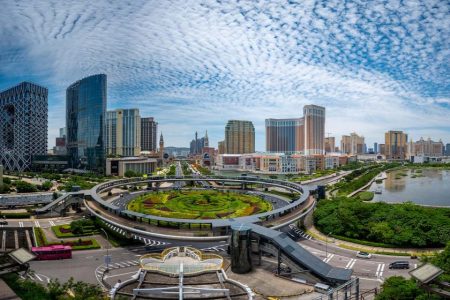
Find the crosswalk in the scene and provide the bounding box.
[22,273,51,283]
[49,220,56,226]
[201,245,228,252]
[95,260,140,282]
[288,224,312,240]
[375,263,385,277]
[34,220,40,228]
[19,221,24,227]
[104,222,169,247]
[345,258,357,269]
[322,253,334,263]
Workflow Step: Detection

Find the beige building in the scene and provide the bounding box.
[303,105,325,155]
[218,140,225,154]
[106,109,141,157]
[385,130,408,160]
[409,137,444,157]
[340,133,364,155]
[324,137,335,153]
[224,120,255,154]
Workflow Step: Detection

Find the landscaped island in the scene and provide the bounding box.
[127,190,272,219]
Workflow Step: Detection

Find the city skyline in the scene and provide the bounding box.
[0,1,449,150]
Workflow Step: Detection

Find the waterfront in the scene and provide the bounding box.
[369,168,450,207]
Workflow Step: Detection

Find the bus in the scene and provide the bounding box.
[31,245,72,260]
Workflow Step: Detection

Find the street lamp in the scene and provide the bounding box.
[325,232,332,260]
[100,228,111,272]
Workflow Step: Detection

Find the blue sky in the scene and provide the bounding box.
[0,0,449,150]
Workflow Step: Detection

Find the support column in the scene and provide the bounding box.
[230,224,252,274]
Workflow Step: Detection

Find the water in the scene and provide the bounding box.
[369,169,450,207]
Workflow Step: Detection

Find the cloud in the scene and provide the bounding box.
[0,0,449,150]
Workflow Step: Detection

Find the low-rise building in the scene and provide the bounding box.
[106,157,157,176]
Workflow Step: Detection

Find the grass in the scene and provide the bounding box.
[128,190,272,219]
[51,224,99,238]
[33,227,100,250]
[356,191,374,201]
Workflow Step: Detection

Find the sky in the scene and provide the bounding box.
[0,0,449,150]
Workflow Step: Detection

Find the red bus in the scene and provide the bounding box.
[32,245,72,260]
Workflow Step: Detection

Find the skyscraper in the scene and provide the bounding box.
[225,120,255,154]
[303,105,325,155]
[324,137,335,153]
[265,118,304,154]
[446,143,450,156]
[66,74,107,172]
[190,131,208,155]
[0,82,48,172]
[141,117,158,152]
[385,130,408,160]
[106,108,141,157]
[374,142,378,154]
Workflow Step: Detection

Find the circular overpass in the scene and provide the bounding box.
[85,175,316,241]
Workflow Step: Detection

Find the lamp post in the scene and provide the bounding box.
[100,228,110,272]
[325,232,332,260]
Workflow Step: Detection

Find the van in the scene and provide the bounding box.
[389,261,410,269]
[314,283,331,294]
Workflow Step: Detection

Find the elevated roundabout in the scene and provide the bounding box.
[37,175,354,286]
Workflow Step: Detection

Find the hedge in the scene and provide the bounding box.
[51,225,98,238]
[1,212,31,219]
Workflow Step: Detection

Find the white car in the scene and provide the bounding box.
[356,251,372,259]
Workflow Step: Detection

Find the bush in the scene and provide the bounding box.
[1,212,31,218]
[357,191,374,201]
[14,180,38,193]
[314,197,450,248]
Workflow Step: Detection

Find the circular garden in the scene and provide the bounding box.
[127,190,273,219]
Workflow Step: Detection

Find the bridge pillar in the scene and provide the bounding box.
[230,224,252,274]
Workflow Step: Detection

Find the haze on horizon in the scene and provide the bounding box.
[0,0,449,150]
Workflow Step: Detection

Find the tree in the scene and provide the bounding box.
[124,170,140,178]
[14,180,38,193]
[376,276,441,300]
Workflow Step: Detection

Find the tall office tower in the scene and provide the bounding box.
[385,130,408,160]
[324,137,335,153]
[66,74,107,172]
[379,144,386,155]
[446,143,450,156]
[0,82,48,172]
[141,117,158,152]
[340,135,351,154]
[225,120,255,154]
[0,164,3,189]
[374,142,378,154]
[106,109,141,157]
[265,118,304,154]
[54,127,67,155]
[218,140,225,154]
[303,105,325,155]
[413,138,444,157]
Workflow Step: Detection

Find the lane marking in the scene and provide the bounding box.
[49,220,55,226]
[379,263,385,277]
[325,254,335,263]
[104,271,138,280]
[19,222,24,227]
[34,220,40,228]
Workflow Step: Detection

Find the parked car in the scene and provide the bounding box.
[356,251,372,259]
[0,220,8,225]
[389,261,410,269]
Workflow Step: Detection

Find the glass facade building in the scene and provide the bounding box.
[66,74,107,172]
[0,82,48,172]
[106,108,141,157]
[141,117,158,152]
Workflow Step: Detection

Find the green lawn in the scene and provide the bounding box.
[356,191,374,201]
[51,224,98,238]
[127,190,272,219]
[34,227,100,250]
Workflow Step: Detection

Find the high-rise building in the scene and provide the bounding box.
[54,127,67,155]
[106,109,141,157]
[0,82,48,172]
[190,131,208,155]
[409,137,444,157]
[141,117,158,152]
[379,143,386,155]
[303,105,325,155]
[324,137,335,153]
[225,120,255,154]
[374,142,378,154]
[340,133,364,155]
[218,141,225,154]
[385,130,408,160]
[446,143,450,156]
[265,118,304,154]
[66,74,107,172]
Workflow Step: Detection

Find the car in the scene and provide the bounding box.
[356,251,372,259]
[0,220,8,225]
[389,261,410,269]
